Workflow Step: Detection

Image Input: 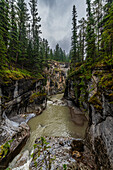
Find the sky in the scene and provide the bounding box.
[38,0,86,53]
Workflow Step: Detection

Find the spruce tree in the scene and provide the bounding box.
[101,3,113,58]
[92,0,103,55]
[78,18,86,62]
[86,0,96,63]
[29,0,41,71]
[54,44,60,61]
[17,0,29,68]
[8,0,19,64]
[71,5,78,66]
[0,34,7,67]
[0,0,10,64]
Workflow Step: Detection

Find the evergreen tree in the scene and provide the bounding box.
[0,0,10,48]
[71,5,78,66]
[0,34,7,67]
[54,44,60,61]
[45,39,49,60]
[78,18,86,62]
[49,49,54,60]
[86,0,96,62]
[29,0,41,71]
[92,0,103,55]
[8,0,19,64]
[101,3,113,58]
[17,0,29,68]
[0,0,10,58]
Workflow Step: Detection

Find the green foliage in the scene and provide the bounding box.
[71,5,78,66]
[51,43,68,62]
[89,93,102,111]
[0,139,14,159]
[30,92,46,103]
[85,0,96,63]
[63,164,67,170]
[101,3,113,58]
[31,137,55,170]
[0,66,38,83]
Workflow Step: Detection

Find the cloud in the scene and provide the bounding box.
[40,0,56,8]
[38,0,86,53]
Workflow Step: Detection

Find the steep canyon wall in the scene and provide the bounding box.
[64,64,113,169]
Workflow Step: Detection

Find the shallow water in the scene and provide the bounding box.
[23,93,88,153]
[9,93,88,169]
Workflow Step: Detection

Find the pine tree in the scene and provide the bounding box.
[49,49,53,60]
[78,17,86,62]
[17,0,29,68]
[101,3,113,58]
[71,5,78,66]
[45,39,49,60]
[0,34,7,67]
[0,0,10,48]
[54,44,60,61]
[92,0,103,55]
[86,0,96,63]
[8,0,19,64]
[29,0,41,71]
[0,0,10,63]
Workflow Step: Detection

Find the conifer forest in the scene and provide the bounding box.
[0,0,113,169]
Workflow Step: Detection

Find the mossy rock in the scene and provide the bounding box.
[29,92,46,103]
[89,93,102,111]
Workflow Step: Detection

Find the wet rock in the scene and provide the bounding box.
[59,141,64,146]
[9,150,30,169]
[0,115,30,169]
[71,139,84,152]
[20,122,29,130]
[45,61,69,96]
[29,137,95,170]
[64,65,113,169]
[30,137,76,170]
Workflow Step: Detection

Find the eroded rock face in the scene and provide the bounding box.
[0,78,47,169]
[64,66,113,169]
[45,61,69,95]
[0,119,30,169]
[0,78,47,120]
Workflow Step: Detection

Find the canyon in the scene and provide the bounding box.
[0,61,113,170]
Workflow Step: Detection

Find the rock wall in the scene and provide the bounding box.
[64,65,113,169]
[45,61,69,95]
[0,78,47,121]
[0,78,47,169]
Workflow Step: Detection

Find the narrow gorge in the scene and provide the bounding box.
[0,0,113,169]
[0,60,113,170]
[0,61,89,169]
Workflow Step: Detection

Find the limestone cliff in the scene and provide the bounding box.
[45,61,69,95]
[64,63,113,169]
[0,77,47,169]
[0,78,46,120]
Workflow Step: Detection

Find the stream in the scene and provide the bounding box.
[8,93,88,169]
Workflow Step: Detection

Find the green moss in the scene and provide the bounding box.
[99,73,113,89]
[0,66,45,83]
[0,139,14,159]
[89,93,102,110]
[54,68,61,73]
[30,92,46,103]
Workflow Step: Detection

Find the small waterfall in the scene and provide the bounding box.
[14,81,18,98]
[0,87,2,119]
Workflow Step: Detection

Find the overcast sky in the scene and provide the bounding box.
[38,0,86,53]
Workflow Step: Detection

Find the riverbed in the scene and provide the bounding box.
[8,93,88,169]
